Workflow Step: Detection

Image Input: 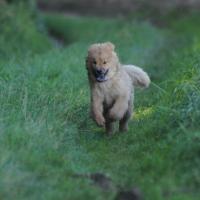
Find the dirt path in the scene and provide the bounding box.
[37,0,200,17]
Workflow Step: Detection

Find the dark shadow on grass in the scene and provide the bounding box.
[72,172,142,200]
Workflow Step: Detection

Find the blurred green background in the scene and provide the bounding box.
[0,0,200,200]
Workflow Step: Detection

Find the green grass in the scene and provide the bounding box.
[0,6,200,200]
[0,3,51,60]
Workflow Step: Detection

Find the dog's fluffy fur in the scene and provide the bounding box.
[86,42,150,134]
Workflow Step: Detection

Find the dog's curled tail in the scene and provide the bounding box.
[123,65,150,88]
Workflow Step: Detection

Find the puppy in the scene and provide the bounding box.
[86,42,150,135]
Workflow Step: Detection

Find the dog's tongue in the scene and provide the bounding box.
[96,76,107,82]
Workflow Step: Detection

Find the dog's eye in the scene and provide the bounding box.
[93,60,97,65]
[103,61,107,64]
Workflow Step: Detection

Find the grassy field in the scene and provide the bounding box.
[0,3,200,200]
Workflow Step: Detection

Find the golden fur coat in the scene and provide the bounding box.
[86,42,150,134]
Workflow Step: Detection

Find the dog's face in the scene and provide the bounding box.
[86,42,119,82]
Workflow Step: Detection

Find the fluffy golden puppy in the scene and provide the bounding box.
[86,42,150,135]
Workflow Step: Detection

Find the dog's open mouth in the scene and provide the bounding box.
[93,69,109,82]
[96,76,108,82]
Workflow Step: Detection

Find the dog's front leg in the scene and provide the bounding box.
[109,95,128,121]
[91,92,105,127]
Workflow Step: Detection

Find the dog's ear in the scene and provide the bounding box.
[105,42,115,51]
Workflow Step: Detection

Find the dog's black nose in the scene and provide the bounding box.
[96,69,104,75]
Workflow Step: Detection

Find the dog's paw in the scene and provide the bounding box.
[95,115,105,127]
